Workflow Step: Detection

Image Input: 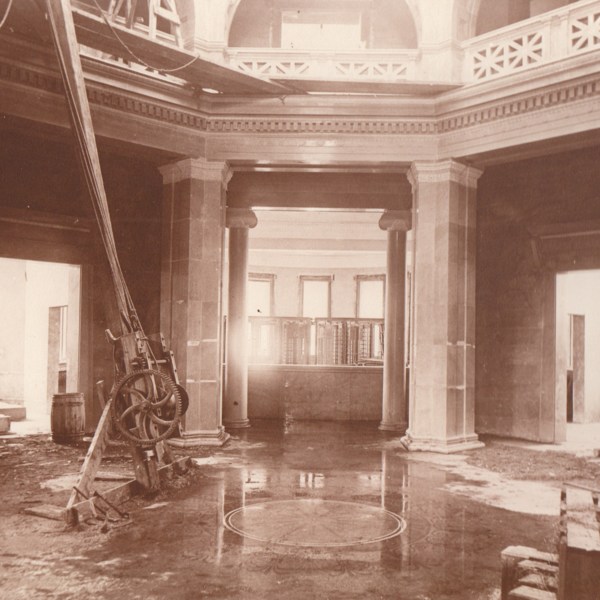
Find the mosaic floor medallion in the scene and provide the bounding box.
[224,499,406,547]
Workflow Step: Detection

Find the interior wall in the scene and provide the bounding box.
[0,259,26,405]
[476,146,600,442]
[475,0,573,35]
[0,129,163,428]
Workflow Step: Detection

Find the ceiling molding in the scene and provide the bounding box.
[1,51,600,158]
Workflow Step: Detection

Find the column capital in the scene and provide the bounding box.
[226,208,258,229]
[379,209,412,232]
[407,160,483,191]
[159,157,233,187]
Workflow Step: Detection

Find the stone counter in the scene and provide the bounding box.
[248,364,383,422]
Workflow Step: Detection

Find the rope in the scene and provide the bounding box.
[89,0,200,74]
[0,0,14,31]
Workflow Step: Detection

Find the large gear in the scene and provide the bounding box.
[110,368,183,446]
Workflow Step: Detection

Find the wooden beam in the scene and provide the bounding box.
[70,3,294,96]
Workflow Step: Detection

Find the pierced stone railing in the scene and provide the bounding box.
[463,0,600,83]
[225,48,419,83]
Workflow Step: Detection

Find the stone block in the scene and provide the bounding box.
[0,414,10,433]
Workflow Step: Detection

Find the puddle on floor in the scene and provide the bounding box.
[5,421,559,600]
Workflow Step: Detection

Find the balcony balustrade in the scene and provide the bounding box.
[225,48,418,84]
[248,316,384,367]
[463,0,600,83]
[72,0,600,88]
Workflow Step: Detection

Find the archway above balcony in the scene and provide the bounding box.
[474,0,579,35]
[228,0,418,49]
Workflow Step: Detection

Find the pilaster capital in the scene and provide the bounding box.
[379,210,412,232]
[159,157,233,187]
[226,208,258,229]
[407,160,483,191]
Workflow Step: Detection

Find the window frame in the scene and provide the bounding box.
[248,272,276,317]
[299,275,333,318]
[355,274,386,319]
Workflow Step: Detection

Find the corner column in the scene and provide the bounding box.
[403,160,484,453]
[224,208,257,428]
[379,210,411,433]
[159,157,231,447]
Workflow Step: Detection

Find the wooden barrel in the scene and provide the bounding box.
[51,392,85,444]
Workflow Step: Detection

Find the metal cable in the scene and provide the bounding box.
[0,0,14,31]
[46,0,141,336]
[89,0,199,74]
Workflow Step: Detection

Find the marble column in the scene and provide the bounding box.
[403,160,484,453]
[379,210,411,433]
[224,208,257,428]
[159,157,231,447]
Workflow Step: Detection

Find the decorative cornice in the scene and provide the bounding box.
[379,210,412,232]
[439,78,600,133]
[226,208,258,229]
[0,61,207,131]
[88,88,207,130]
[159,158,232,185]
[408,160,483,189]
[1,57,600,140]
[205,118,436,135]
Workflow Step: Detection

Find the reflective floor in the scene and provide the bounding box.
[3,421,559,599]
[83,420,557,600]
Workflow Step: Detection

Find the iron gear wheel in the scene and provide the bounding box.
[110,368,183,446]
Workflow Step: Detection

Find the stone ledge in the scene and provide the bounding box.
[401,433,484,454]
[0,402,26,421]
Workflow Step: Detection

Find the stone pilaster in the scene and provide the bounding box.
[159,157,231,447]
[378,210,411,433]
[224,208,257,429]
[403,160,484,453]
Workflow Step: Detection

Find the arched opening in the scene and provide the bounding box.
[228,0,418,49]
[475,0,579,36]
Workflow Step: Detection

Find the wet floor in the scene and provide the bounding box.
[2,421,559,599]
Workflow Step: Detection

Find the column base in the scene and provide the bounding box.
[400,432,484,454]
[379,421,408,433]
[168,427,230,448]
[224,418,250,429]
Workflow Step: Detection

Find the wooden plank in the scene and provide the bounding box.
[517,560,559,576]
[563,488,600,552]
[502,546,558,600]
[68,456,190,522]
[69,3,293,96]
[508,586,556,600]
[24,504,65,521]
[65,398,112,519]
[518,573,557,591]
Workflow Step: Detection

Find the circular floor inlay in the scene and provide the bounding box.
[224,499,406,547]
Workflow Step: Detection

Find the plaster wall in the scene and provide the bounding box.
[23,261,73,420]
[476,147,600,442]
[0,131,163,428]
[0,259,26,404]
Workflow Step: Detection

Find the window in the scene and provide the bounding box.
[248,273,275,316]
[356,275,385,319]
[300,276,332,318]
[300,276,332,362]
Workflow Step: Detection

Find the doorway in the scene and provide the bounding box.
[0,258,81,432]
[556,269,600,429]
